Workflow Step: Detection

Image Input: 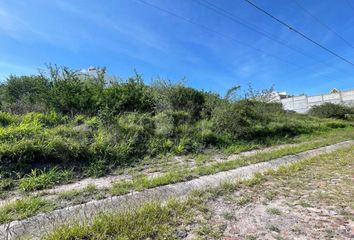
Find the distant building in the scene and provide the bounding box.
[330,88,340,94]
[268,91,290,101]
[79,66,106,77]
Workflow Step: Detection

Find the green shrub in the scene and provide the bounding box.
[47,67,105,116]
[153,112,174,137]
[0,178,15,192]
[195,119,226,147]
[324,121,348,129]
[173,137,200,155]
[0,112,17,126]
[83,159,107,178]
[0,122,42,142]
[102,76,155,114]
[309,103,353,119]
[1,75,50,114]
[74,115,86,125]
[212,100,268,140]
[22,111,66,127]
[147,138,173,156]
[168,86,205,119]
[84,116,98,127]
[151,80,205,118]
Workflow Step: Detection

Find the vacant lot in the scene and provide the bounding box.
[43,143,354,240]
[1,69,354,239]
[0,129,353,226]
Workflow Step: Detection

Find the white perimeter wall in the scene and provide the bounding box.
[280,89,354,113]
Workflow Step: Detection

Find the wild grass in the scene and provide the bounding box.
[234,195,251,206]
[0,127,351,226]
[57,184,101,204]
[109,131,353,196]
[0,197,55,224]
[43,199,188,240]
[19,168,73,192]
[267,207,282,215]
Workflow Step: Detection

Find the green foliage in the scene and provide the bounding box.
[43,200,186,240]
[1,75,49,113]
[19,168,73,191]
[151,79,206,119]
[212,100,269,140]
[168,85,205,119]
[0,111,17,127]
[154,112,174,137]
[84,160,107,178]
[0,197,55,224]
[48,67,104,116]
[0,179,15,192]
[22,111,67,127]
[102,75,155,115]
[309,103,354,119]
[0,66,353,180]
[0,136,91,177]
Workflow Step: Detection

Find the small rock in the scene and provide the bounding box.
[176,230,188,238]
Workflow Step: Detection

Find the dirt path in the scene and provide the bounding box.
[1,140,353,240]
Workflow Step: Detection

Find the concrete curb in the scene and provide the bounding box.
[1,140,353,240]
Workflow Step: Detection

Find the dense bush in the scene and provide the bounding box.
[0,112,17,127]
[309,103,353,119]
[1,75,49,113]
[212,100,270,140]
[103,77,155,115]
[151,80,206,119]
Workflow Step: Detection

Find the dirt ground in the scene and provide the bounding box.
[184,146,354,240]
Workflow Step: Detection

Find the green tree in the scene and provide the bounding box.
[1,75,50,113]
[102,75,155,114]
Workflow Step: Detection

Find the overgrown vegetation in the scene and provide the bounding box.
[0,196,55,224]
[0,66,353,184]
[19,168,73,192]
[43,200,189,240]
[309,102,354,120]
[1,129,351,225]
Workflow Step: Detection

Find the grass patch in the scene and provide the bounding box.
[222,211,236,220]
[19,168,73,192]
[234,195,251,206]
[267,224,280,233]
[58,184,99,204]
[224,142,261,154]
[110,170,189,196]
[0,197,55,224]
[43,199,188,240]
[267,207,282,215]
[0,178,15,197]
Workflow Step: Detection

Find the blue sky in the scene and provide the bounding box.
[0,0,354,96]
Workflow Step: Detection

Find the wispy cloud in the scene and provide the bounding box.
[0,5,44,41]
